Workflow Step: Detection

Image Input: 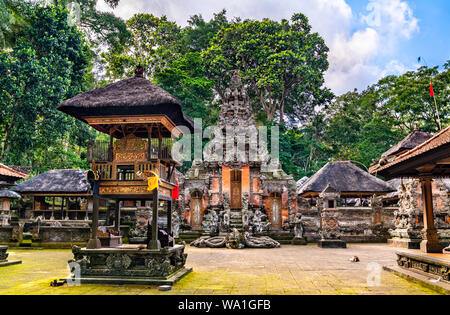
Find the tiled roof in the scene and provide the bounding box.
[372,126,450,174]
[0,163,29,179]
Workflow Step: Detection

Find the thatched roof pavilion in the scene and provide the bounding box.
[298,161,394,198]
[58,75,194,138]
[14,170,91,195]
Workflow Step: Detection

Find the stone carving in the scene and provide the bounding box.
[145,258,172,277]
[226,228,245,249]
[190,227,280,249]
[190,236,227,248]
[250,208,270,235]
[397,252,450,282]
[0,246,8,261]
[201,209,219,236]
[242,192,250,230]
[293,213,304,239]
[106,253,132,272]
[390,179,421,240]
[172,211,180,238]
[70,244,188,280]
[129,208,151,241]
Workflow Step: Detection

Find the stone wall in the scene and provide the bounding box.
[0,225,90,248]
[300,207,396,243]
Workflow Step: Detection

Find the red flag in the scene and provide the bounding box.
[430,82,435,97]
[172,177,179,200]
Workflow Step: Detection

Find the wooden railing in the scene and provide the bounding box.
[88,138,176,162]
[92,161,175,184]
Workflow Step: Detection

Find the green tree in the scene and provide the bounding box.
[203,13,332,125]
[0,5,93,172]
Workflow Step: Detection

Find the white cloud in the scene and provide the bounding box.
[96,0,419,95]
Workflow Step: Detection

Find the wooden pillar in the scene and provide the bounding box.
[61,198,65,220]
[87,195,101,249]
[419,176,443,253]
[114,199,120,232]
[108,133,114,162]
[148,188,160,250]
[51,197,55,220]
[147,126,152,161]
[167,199,173,235]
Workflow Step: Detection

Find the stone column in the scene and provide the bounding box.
[148,188,160,250]
[87,195,101,249]
[419,176,443,253]
[167,199,173,235]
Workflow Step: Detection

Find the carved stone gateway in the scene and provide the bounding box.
[69,245,191,285]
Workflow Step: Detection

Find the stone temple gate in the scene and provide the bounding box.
[181,72,297,241]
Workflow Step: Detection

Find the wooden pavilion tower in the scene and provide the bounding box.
[57,68,193,284]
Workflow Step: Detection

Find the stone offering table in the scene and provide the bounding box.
[68,244,191,285]
[0,245,22,267]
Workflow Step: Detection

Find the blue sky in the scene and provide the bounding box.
[97,0,450,95]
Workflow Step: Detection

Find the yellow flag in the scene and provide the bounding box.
[143,171,160,191]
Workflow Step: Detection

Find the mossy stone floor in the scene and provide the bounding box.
[0,244,441,295]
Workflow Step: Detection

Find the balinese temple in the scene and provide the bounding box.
[181,72,297,234]
[0,164,28,226]
[54,67,193,284]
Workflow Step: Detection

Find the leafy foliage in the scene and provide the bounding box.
[203,13,332,125]
[0,4,93,173]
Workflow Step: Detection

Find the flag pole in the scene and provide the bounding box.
[430,78,442,131]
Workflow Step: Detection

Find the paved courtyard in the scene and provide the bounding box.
[0,244,442,295]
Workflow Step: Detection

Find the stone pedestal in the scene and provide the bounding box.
[388,238,421,249]
[68,244,191,285]
[0,245,22,267]
[318,239,347,248]
[420,229,443,253]
[291,237,307,245]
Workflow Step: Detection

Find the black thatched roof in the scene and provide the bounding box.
[0,189,21,199]
[299,161,394,196]
[58,77,194,131]
[382,129,432,158]
[13,170,91,194]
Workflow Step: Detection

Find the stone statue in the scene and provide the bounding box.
[172,211,180,238]
[242,193,250,230]
[251,208,270,235]
[291,213,307,245]
[244,232,280,248]
[293,213,304,239]
[202,209,219,236]
[226,228,245,249]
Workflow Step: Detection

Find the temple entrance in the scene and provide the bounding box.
[190,191,203,230]
[230,170,242,209]
[270,193,282,228]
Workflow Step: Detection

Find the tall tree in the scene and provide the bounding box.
[203,13,332,125]
[0,4,92,172]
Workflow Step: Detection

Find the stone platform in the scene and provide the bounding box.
[388,238,420,249]
[68,244,191,285]
[0,245,22,267]
[318,240,347,248]
[395,250,450,283]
